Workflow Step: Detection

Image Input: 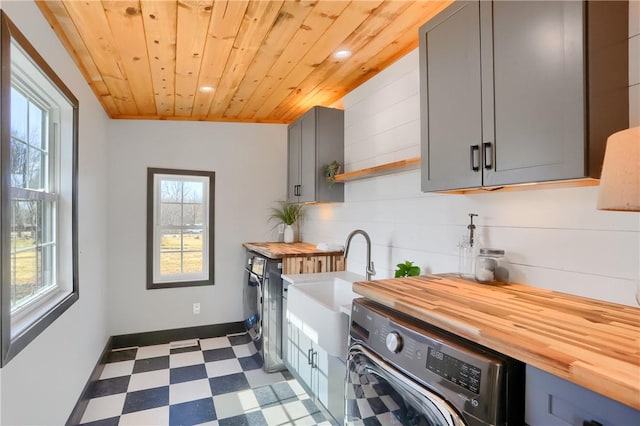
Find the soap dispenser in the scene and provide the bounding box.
[458,213,478,279]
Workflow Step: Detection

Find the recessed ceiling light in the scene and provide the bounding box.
[333,49,352,60]
[199,86,215,93]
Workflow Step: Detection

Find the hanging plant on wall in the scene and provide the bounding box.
[325,161,342,187]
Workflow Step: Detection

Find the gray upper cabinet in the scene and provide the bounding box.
[420,1,629,192]
[287,106,344,203]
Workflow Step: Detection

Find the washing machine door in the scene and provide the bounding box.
[345,344,466,426]
[242,268,262,342]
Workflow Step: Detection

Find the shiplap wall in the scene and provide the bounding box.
[303,2,640,307]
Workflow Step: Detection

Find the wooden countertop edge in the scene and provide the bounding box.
[352,278,640,411]
[243,242,344,258]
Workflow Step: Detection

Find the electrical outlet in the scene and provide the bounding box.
[193,303,200,315]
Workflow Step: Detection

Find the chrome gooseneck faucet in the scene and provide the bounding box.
[344,229,376,280]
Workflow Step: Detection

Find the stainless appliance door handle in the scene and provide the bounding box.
[307,348,313,365]
[346,344,466,426]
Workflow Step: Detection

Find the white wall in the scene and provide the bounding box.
[0,1,111,424]
[307,4,640,307]
[107,120,286,335]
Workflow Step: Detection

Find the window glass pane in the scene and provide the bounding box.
[28,101,44,149]
[28,149,43,190]
[159,229,181,275]
[10,87,27,140]
[183,231,203,274]
[160,202,182,226]
[183,181,203,203]
[160,180,183,202]
[10,139,27,188]
[12,246,37,307]
[183,203,204,226]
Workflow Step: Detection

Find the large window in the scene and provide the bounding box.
[147,168,215,289]
[1,12,78,365]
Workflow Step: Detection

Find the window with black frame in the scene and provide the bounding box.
[146,168,215,289]
[0,11,79,365]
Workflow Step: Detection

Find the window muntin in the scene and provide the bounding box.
[147,169,215,288]
[1,11,79,365]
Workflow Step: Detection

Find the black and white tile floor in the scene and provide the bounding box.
[78,333,332,425]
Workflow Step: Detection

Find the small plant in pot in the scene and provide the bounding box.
[394,261,421,278]
[325,161,342,187]
[268,201,303,243]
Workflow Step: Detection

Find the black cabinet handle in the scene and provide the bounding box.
[483,142,493,170]
[307,348,313,365]
[583,421,603,426]
[470,145,480,171]
[294,185,301,196]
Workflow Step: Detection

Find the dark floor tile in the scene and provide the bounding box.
[170,342,201,355]
[105,348,137,363]
[253,382,298,407]
[228,333,251,345]
[132,355,170,374]
[217,410,267,426]
[170,363,207,384]
[301,398,326,423]
[209,372,250,396]
[203,347,236,362]
[122,386,169,414]
[363,416,383,426]
[169,397,216,425]
[87,376,130,398]
[366,396,388,415]
[238,352,263,371]
[79,416,120,426]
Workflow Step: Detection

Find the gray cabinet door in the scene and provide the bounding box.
[287,121,301,203]
[299,110,317,203]
[286,106,344,203]
[420,1,483,192]
[483,1,585,186]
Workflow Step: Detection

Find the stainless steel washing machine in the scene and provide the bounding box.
[243,251,285,373]
[345,298,525,425]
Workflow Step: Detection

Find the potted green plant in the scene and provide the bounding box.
[268,202,303,243]
[325,161,342,187]
[394,261,421,278]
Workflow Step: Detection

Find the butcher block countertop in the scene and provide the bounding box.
[352,274,640,411]
[243,242,344,259]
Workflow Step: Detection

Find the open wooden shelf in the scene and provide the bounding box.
[334,157,421,182]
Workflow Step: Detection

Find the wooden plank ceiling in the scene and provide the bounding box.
[36,0,452,123]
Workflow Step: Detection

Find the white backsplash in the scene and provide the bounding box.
[303,7,640,307]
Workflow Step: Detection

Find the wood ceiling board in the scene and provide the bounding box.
[191,0,249,117]
[281,0,453,122]
[174,0,214,117]
[103,1,157,116]
[35,0,451,123]
[272,0,414,121]
[221,0,316,120]
[252,0,385,120]
[238,0,351,120]
[35,0,119,115]
[206,0,284,119]
[140,0,178,117]
[62,0,139,116]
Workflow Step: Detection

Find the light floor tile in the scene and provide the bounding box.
[169,350,205,368]
[200,336,231,350]
[212,389,260,420]
[80,393,126,423]
[244,369,286,388]
[169,378,212,405]
[262,400,316,425]
[135,343,170,360]
[205,358,243,378]
[232,343,257,358]
[287,379,309,398]
[128,369,170,392]
[118,406,169,425]
[99,360,135,380]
